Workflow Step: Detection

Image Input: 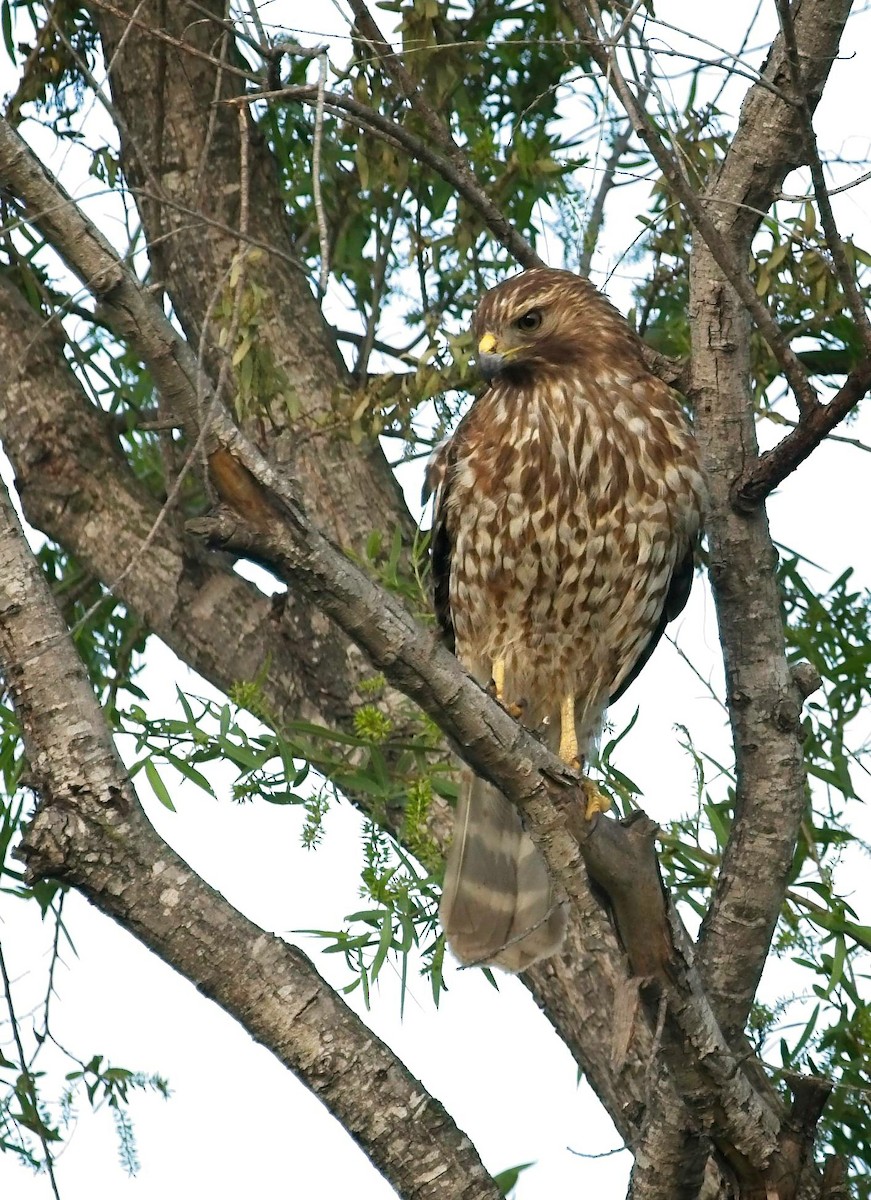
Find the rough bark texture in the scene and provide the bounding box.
[89,0,406,551]
[692,0,853,1042]
[626,3,853,1196]
[0,474,502,1200]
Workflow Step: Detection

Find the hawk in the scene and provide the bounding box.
[428,268,706,971]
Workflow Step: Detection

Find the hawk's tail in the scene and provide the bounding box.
[440,771,566,972]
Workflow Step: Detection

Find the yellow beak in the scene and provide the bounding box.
[478,332,498,355]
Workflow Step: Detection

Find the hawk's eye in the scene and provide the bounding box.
[516,309,542,331]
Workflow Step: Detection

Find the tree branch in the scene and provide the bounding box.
[560,0,820,415]
[0,101,787,1175]
[733,357,871,509]
[345,0,545,270]
[689,0,855,1035]
[0,478,502,1200]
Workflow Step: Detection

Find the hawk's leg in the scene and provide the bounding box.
[557,692,580,766]
[558,693,611,821]
[491,658,524,719]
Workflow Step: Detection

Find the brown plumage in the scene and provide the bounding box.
[428,268,706,971]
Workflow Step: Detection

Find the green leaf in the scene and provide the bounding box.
[144,760,176,811]
[493,1162,534,1196]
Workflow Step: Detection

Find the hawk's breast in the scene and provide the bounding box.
[443,369,704,724]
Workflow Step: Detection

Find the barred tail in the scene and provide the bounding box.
[440,770,566,972]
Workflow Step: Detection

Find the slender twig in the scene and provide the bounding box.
[580,115,631,275]
[775,0,871,359]
[37,893,67,1044]
[312,51,330,298]
[732,358,871,509]
[182,0,268,59]
[345,0,545,269]
[195,26,231,209]
[242,0,267,46]
[356,195,402,378]
[335,328,424,364]
[579,80,649,275]
[0,944,62,1200]
[228,85,543,269]
[778,167,871,202]
[561,0,819,415]
[765,410,871,454]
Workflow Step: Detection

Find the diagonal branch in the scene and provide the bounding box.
[733,357,871,509]
[561,0,819,415]
[774,0,871,361]
[0,476,502,1200]
[578,106,641,277]
[345,0,545,270]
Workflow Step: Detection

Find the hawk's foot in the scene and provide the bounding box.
[582,778,611,821]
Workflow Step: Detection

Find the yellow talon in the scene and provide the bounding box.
[582,778,612,821]
[491,658,524,719]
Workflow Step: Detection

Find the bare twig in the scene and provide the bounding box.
[312,51,330,298]
[733,357,871,509]
[345,0,545,269]
[561,0,820,415]
[0,944,62,1200]
[774,0,871,358]
[356,194,402,378]
[579,110,637,275]
[778,166,871,202]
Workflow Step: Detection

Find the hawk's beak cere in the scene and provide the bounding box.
[477,331,505,382]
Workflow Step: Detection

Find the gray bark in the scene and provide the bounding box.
[0,472,502,1200]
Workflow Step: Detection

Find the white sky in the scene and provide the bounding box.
[1,3,871,1199]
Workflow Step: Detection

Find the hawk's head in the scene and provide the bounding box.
[471,267,637,383]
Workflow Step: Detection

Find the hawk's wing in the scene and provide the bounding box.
[423,434,458,653]
[609,541,695,704]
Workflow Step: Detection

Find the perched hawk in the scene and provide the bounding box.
[428,268,706,971]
